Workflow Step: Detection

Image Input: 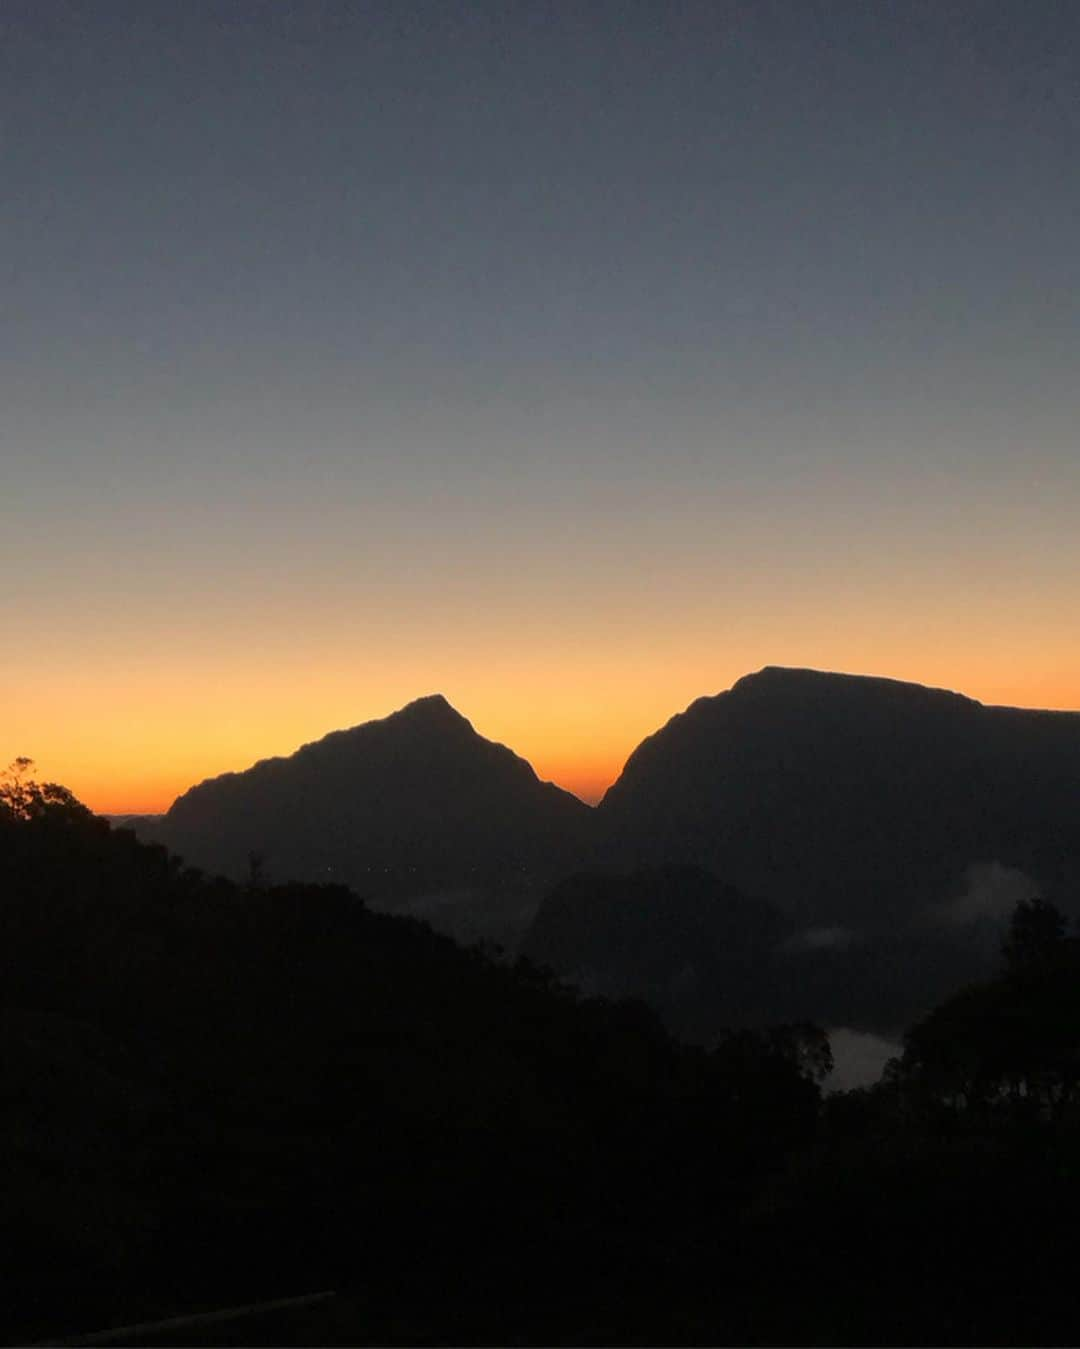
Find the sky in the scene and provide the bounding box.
[5,0,1080,812]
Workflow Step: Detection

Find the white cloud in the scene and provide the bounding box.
[826,1027,900,1092]
[938,861,1038,926]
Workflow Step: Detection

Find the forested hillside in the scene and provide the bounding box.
[6,760,1080,1345]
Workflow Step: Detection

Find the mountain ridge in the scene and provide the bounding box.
[137,667,1080,1027]
[600,665,984,807]
[156,692,592,940]
[596,665,1080,929]
[162,668,1078,818]
[168,692,569,811]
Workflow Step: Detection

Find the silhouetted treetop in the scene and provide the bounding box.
[1001,896,1067,973]
[0,757,90,824]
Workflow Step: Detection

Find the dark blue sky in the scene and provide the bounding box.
[6,1,1080,807]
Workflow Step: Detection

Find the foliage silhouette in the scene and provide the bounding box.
[1001,895,1067,972]
[891,898,1080,1120]
[0,772,825,1345]
[1,757,90,822]
[7,762,1080,1345]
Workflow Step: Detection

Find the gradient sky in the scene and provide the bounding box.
[6,0,1080,811]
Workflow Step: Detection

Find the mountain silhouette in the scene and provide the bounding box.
[157,695,592,934]
[597,666,1080,930]
[152,668,1080,1023]
[509,668,1080,1037]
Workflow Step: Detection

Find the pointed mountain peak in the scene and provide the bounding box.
[393,693,472,728]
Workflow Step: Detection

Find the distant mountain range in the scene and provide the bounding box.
[147,667,1080,1034]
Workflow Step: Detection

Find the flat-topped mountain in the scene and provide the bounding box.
[597,666,1080,928]
[157,695,592,914]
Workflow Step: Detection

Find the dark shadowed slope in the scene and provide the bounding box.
[157,695,592,908]
[598,667,1080,929]
[521,866,790,1039]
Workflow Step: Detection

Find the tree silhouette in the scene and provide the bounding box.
[893,899,1080,1119]
[1001,896,1067,973]
[0,757,89,823]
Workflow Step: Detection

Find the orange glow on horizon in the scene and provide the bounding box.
[12,460,1080,820]
[21,659,1080,818]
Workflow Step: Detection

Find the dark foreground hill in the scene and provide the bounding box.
[155,695,592,943]
[9,773,1080,1344]
[598,666,1080,930]
[0,776,830,1346]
